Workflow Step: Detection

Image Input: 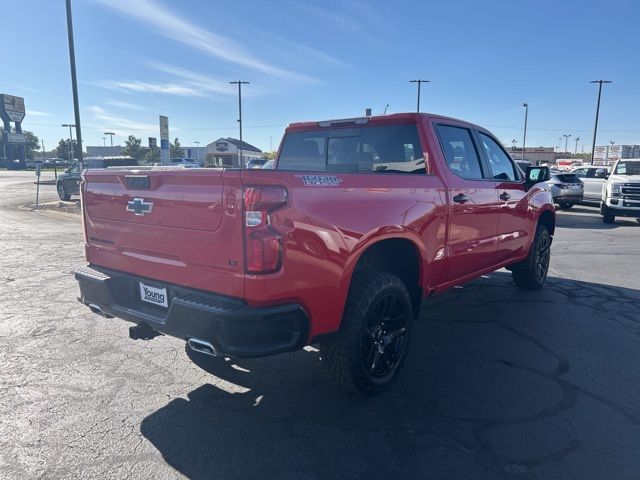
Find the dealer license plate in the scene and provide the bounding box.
[139,282,168,308]
[572,184,581,190]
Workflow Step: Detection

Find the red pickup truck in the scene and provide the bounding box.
[76,113,555,395]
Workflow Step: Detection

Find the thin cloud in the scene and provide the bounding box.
[88,106,161,132]
[105,99,147,111]
[26,110,51,117]
[145,62,234,96]
[145,61,277,97]
[95,80,205,97]
[95,0,314,83]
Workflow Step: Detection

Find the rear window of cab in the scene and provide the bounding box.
[277,124,427,174]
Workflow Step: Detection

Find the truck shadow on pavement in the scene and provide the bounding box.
[140,272,640,480]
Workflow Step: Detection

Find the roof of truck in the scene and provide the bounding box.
[286,112,485,132]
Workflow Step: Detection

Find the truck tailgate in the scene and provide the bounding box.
[82,168,245,298]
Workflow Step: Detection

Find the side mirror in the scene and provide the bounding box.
[525,166,551,189]
[64,168,70,174]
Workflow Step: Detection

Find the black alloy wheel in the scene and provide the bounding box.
[362,293,408,379]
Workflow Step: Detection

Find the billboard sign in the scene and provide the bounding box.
[593,146,608,161]
[607,145,622,162]
[0,94,26,123]
[159,116,169,165]
[6,132,26,144]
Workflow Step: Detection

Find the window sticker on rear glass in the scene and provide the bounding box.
[297,175,343,187]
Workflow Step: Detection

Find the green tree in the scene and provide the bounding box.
[121,135,145,161]
[24,131,40,159]
[264,151,276,160]
[56,138,78,161]
[170,137,184,158]
[143,146,160,164]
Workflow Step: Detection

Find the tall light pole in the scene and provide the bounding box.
[589,80,612,165]
[409,79,429,113]
[511,139,517,152]
[104,131,115,147]
[574,137,580,155]
[65,0,83,166]
[102,137,106,147]
[62,124,75,161]
[194,141,200,164]
[521,103,528,161]
[563,134,571,153]
[558,138,562,152]
[230,80,249,168]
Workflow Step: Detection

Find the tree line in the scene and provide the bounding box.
[12,131,186,163]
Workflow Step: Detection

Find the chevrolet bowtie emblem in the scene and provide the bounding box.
[126,197,153,216]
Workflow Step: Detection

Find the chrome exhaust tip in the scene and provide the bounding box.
[187,338,218,357]
[87,303,113,318]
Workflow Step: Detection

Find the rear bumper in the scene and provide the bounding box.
[553,194,583,203]
[75,265,309,358]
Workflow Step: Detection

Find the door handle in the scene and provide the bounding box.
[500,192,511,201]
[453,193,470,204]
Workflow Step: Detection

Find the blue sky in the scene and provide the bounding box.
[2,0,639,153]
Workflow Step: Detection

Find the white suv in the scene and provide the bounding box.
[601,159,640,224]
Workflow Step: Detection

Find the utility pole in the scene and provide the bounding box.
[409,79,429,113]
[563,134,571,153]
[62,124,75,161]
[102,137,106,147]
[65,0,84,167]
[558,137,562,152]
[230,80,249,168]
[384,104,389,114]
[589,80,612,165]
[521,103,528,161]
[104,131,115,147]
[574,137,580,155]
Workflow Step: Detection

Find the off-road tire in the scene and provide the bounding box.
[321,271,412,395]
[511,224,551,290]
[57,183,71,201]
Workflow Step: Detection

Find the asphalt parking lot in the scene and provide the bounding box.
[1,171,639,479]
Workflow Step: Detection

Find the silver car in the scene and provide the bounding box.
[571,166,609,202]
[546,171,583,210]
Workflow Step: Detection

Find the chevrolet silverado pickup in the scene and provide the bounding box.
[75,113,555,395]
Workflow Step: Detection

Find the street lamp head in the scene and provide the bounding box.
[523,102,528,107]
[590,80,613,84]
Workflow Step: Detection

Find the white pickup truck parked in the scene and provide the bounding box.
[600,159,640,224]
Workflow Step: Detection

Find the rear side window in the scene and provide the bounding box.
[435,125,483,180]
[478,133,519,181]
[555,174,580,183]
[277,124,426,174]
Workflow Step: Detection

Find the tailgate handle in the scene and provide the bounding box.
[125,175,150,189]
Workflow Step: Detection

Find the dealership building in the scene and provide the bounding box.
[205,138,262,166]
[506,147,562,165]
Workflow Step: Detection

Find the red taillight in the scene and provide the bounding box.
[243,186,287,273]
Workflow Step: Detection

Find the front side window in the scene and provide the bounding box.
[277,124,426,174]
[615,162,640,175]
[435,125,483,180]
[573,168,586,178]
[478,133,518,181]
[69,162,80,174]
